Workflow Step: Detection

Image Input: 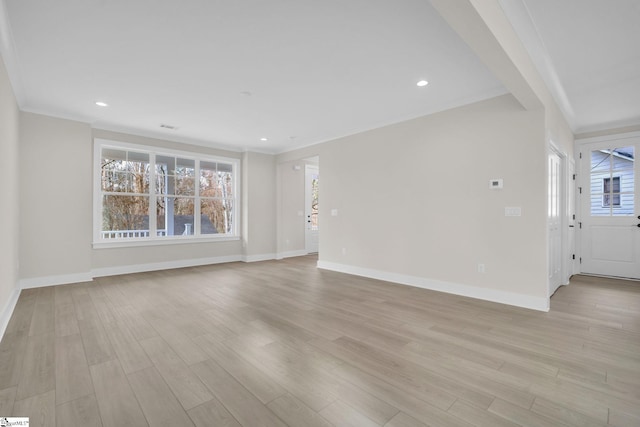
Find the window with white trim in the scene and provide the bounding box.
[602,176,621,207]
[94,140,239,246]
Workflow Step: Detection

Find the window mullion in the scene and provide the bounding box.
[195,160,201,236]
[149,153,157,238]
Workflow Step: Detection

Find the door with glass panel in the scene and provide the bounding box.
[305,164,319,254]
[580,136,640,278]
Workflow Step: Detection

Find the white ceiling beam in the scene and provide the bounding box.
[430,0,545,111]
[0,0,26,107]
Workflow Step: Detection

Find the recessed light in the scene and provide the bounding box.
[260,137,268,141]
[416,80,429,87]
[95,101,108,107]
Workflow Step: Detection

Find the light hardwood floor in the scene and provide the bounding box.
[1,256,639,427]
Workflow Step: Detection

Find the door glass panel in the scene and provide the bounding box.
[590,147,634,216]
[310,172,319,231]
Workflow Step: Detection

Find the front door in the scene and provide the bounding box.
[579,135,640,279]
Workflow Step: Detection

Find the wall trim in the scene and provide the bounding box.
[92,255,243,278]
[276,250,309,260]
[317,260,550,312]
[0,286,21,340]
[19,272,94,289]
[242,253,277,263]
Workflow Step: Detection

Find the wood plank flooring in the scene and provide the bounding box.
[1,256,639,426]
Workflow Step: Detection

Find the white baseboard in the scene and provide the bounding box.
[92,255,243,277]
[275,250,309,260]
[19,272,94,289]
[242,253,277,263]
[317,260,550,312]
[0,286,21,340]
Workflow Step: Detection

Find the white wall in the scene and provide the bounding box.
[0,53,20,333]
[17,118,278,283]
[242,151,277,260]
[281,94,550,310]
[19,112,93,284]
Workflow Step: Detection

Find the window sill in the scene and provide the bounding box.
[93,235,240,249]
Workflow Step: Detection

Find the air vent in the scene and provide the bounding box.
[160,124,177,130]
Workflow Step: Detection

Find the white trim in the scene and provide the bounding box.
[93,235,240,249]
[575,131,640,144]
[92,255,242,278]
[242,253,277,263]
[0,287,21,340]
[317,261,550,312]
[19,272,94,289]
[276,250,309,260]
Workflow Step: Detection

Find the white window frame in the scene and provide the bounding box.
[602,175,621,208]
[93,139,240,248]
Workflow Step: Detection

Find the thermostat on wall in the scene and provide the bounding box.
[489,178,503,189]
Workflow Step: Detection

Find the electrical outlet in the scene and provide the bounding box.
[478,263,485,273]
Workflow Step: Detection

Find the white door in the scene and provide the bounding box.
[305,164,319,254]
[549,150,563,295]
[579,136,640,279]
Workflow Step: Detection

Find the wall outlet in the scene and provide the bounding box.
[331,209,338,216]
[478,263,485,273]
[342,247,347,255]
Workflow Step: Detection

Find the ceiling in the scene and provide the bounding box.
[0,0,505,153]
[1,1,638,153]
[501,0,640,135]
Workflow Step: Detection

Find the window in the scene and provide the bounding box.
[95,140,239,246]
[590,147,634,216]
[602,176,621,207]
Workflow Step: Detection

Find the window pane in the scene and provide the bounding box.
[200,163,217,196]
[102,195,150,238]
[155,163,168,194]
[101,149,149,194]
[175,174,195,196]
[217,171,233,198]
[201,198,233,234]
[158,197,195,236]
[613,193,634,217]
[590,147,634,216]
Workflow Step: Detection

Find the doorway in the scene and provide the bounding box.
[578,133,640,279]
[549,148,564,295]
[305,163,319,254]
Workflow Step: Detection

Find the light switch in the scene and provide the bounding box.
[505,207,522,216]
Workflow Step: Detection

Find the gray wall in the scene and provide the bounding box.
[10,93,563,313]
[17,117,278,282]
[280,94,550,306]
[242,151,277,259]
[19,113,93,281]
[0,54,19,325]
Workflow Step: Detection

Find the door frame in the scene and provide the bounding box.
[548,142,571,296]
[575,131,640,278]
